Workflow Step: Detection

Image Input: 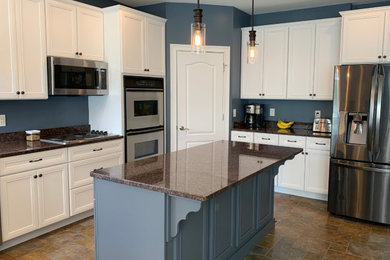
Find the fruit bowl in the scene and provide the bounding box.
[277,119,294,129]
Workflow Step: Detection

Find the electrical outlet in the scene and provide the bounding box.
[0,115,6,127]
[233,109,237,118]
[315,110,321,119]
[270,108,275,117]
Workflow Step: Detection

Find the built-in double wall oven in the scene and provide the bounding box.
[124,76,164,162]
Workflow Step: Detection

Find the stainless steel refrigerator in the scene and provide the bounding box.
[328,64,390,225]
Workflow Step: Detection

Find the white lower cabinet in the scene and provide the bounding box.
[70,184,94,216]
[231,131,330,198]
[0,164,69,241]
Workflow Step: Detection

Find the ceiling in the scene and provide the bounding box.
[115,0,387,14]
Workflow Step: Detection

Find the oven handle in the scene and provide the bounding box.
[125,88,163,92]
[127,127,164,136]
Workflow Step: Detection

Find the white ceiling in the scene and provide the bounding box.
[116,0,387,14]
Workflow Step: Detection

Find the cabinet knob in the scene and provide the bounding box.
[262,94,265,96]
[39,174,43,178]
[79,52,82,56]
[16,91,20,95]
[144,69,150,72]
[378,55,382,59]
[75,52,79,55]
[259,93,262,96]
[384,55,387,59]
[33,175,38,179]
[309,94,313,96]
[21,91,25,95]
[313,93,316,96]
[305,152,308,155]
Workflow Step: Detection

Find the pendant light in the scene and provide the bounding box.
[191,0,206,54]
[247,0,258,64]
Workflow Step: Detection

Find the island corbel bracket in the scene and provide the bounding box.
[165,195,202,240]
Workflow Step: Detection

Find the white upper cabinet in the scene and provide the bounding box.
[145,17,166,76]
[46,0,104,61]
[121,8,166,76]
[0,0,47,100]
[241,28,263,99]
[262,26,288,99]
[340,8,390,64]
[122,10,145,75]
[77,7,104,61]
[241,18,340,101]
[313,19,341,100]
[287,23,316,99]
[0,0,19,99]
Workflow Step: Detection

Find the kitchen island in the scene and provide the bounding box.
[91,140,302,260]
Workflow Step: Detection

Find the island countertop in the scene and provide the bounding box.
[91,140,302,201]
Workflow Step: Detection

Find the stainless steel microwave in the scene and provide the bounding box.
[47,56,108,96]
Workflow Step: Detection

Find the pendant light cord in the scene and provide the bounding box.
[197,0,200,9]
[251,0,254,31]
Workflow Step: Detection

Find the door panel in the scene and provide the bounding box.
[16,0,47,99]
[237,178,256,247]
[287,23,315,99]
[122,11,145,74]
[45,0,77,58]
[0,170,38,241]
[241,28,263,99]
[145,18,165,76]
[305,149,330,194]
[262,26,288,99]
[177,51,226,151]
[313,19,341,100]
[77,7,104,61]
[37,164,69,227]
[0,0,19,99]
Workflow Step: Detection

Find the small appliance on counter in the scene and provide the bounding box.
[245,104,265,129]
[313,118,331,133]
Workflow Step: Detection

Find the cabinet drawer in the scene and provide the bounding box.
[254,133,279,145]
[306,137,330,150]
[70,184,94,216]
[279,135,305,148]
[68,139,123,162]
[231,131,254,143]
[69,152,123,189]
[0,149,67,176]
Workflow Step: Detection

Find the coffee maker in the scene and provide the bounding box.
[245,104,256,128]
[255,104,265,128]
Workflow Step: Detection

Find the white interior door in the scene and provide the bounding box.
[174,48,228,151]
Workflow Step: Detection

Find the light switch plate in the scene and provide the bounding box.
[0,115,6,127]
[233,109,237,118]
[270,108,275,117]
[315,110,321,119]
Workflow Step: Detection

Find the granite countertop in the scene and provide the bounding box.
[91,140,302,202]
[232,121,331,139]
[0,125,123,158]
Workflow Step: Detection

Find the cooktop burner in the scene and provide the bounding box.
[41,130,117,145]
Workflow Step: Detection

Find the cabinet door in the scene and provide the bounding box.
[46,0,77,58]
[382,11,390,63]
[240,28,263,99]
[77,7,104,61]
[341,12,385,64]
[0,0,19,99]
[15,0,48,99]
[313,19,341,100]
[0,170,38,241]
[287,23,315,99]
[37,164,69,228]
[305,149,330,194]
[262,26,288,99]
[122,11,146,74]
[145,17,165,76]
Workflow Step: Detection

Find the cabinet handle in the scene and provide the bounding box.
[261,138,271,140]
[93,148,103,152]
[39,174,43,178]
[33,175,38,179]
[238,136,246,138]
[315,142,326,146]
[29,158,43,163]
[16,91,20,95]
[287,140,297,143]
[94,167,104,171]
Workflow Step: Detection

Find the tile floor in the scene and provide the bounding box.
[1,193,389,260]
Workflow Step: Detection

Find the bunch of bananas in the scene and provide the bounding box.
[277,119,294,129]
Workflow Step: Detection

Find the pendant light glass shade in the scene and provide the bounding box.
[247,0,258,64]
[191,1,206,54]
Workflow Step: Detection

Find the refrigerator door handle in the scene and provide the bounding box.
[367,66,378,156]
[374,65,384,155]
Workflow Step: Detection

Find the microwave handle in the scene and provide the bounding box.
[96,68,102,89]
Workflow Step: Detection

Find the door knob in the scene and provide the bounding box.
[179,126,189,131]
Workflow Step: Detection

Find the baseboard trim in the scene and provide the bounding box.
[275,187,328,201]
[0,210,93,251]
